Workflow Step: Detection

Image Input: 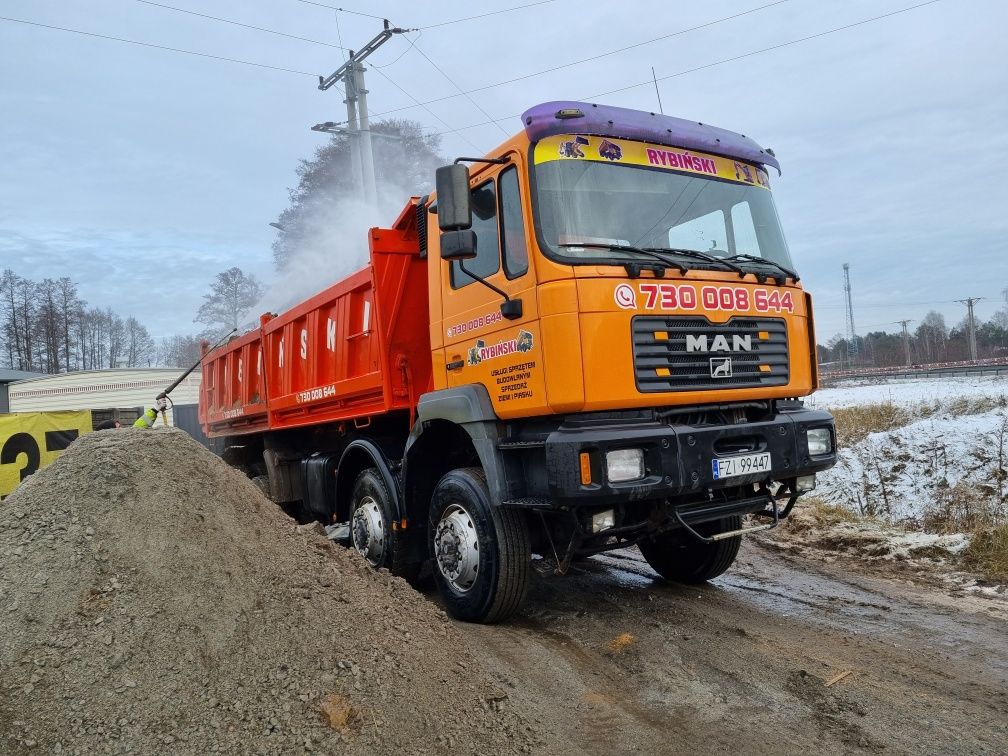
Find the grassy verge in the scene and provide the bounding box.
[962,524,1008,582]
[830,395,1006,447]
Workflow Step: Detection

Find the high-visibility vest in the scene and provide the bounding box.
[133,408,158,429]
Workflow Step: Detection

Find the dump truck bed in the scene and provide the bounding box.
[199,202,431,438]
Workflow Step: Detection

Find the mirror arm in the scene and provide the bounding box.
[457,260,523,320]
[453,156,510,166]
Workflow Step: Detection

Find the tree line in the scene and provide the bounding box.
[0,269,203,373]
[819,302,1008,368]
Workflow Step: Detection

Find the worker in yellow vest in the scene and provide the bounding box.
[133,397,167,429]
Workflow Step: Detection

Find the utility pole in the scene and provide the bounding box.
[843,263,858,367]
[956,297,983,361]
[316,20,411,205]
[896,319,913,366]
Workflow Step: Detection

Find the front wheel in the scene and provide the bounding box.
[429,468,530,624]
[638,515,742,584]
[349,468,420,581]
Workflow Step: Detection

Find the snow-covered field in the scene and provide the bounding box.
[806,375,1008,411]
[818,411,1007,522]
[807,375,1008,525]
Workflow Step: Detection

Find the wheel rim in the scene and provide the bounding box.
[351,495,386,567]
[434,503,479,592]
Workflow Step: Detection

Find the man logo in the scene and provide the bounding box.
[710,357,733,378]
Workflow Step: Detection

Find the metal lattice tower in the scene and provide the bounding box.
[843,263,858,364]
[956,297,983,361]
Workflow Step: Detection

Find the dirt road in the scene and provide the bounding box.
[455,543,1007,755]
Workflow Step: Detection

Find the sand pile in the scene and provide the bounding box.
[0,428,537,754]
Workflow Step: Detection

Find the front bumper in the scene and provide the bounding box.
[543,406,836,505]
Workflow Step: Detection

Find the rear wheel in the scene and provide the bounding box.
[638,515,742,584]
[429,467,530,624]
[349,468,420,581]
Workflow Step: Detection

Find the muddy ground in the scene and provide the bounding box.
[450,542,1007,755]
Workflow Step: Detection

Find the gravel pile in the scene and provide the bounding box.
[0,428,537,754]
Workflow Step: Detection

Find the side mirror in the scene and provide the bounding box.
[435,164,471,231]
[440,229,477,261]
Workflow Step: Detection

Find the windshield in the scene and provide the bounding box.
[532,147,794,271]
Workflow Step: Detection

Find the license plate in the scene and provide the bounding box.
[711,452,771,480]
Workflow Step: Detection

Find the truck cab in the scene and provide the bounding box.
[415,101,835,620]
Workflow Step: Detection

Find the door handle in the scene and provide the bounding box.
[447,358,464,371]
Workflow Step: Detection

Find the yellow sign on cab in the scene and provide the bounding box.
[0,411,92,499]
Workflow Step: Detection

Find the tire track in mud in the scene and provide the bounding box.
[455,542,1008,754]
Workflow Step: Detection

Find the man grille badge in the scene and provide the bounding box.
[710,357,733,378]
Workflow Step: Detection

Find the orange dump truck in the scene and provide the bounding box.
[200,101,837,623]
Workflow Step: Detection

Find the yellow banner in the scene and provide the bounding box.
[0,411,92,499]
[533,134,771,189]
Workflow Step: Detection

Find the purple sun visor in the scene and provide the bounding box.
[521,101,781,174]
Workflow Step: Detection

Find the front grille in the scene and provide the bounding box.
[632,315,789,392]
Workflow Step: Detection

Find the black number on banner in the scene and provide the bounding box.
[1,432,41,483]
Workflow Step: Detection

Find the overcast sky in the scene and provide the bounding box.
[1,0,1005,340]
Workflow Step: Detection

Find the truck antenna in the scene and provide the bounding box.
[651,67,664,115]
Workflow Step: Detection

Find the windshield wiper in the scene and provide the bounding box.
[558,242,688,276]
[642,247,747,278]
[723,253,799,283]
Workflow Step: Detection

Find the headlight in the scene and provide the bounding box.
[605,448,645,482]
[591,510,615,533]
[796,474,816,492]
[806,427,832,456]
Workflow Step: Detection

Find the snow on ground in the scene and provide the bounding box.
[772,374,1008,586]
[806,375,1008,411]
[818,409,1008,523]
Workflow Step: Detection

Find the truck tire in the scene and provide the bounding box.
[350,468,420,581]
[638,515,742,584]
[429,467,530,624]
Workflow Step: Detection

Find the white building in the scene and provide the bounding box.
[8,369,201,428]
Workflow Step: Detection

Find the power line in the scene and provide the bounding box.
[370,30,421,68]
[0,15,321,77]
[357,0,942,136]
[333,8,349,62]
[292,0,558,29]
[361,0,793,121]
[421,0,560,30]
[293,1,387,21]
[411,42,510,136]
[132,0,350,51]
[590,0,943,101]
[367,64,484,152]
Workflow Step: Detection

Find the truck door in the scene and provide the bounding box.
[438,162,548,419]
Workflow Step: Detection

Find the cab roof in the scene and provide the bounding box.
[521,100,781,173]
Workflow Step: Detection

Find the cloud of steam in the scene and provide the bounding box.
[254,181,416,320]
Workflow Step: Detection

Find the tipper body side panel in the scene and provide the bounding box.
[199,328,268,436]
[200,201,430,437]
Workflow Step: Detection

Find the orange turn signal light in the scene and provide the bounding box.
[579,452,592,485]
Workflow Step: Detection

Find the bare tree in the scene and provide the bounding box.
[106,309,125,368]
[158,334,203,367]
[57,277,82,371]
[195,267,263,338]
[915,310,948,362]
[124,316,154,367]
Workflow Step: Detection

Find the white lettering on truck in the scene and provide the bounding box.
[327,318,336,352]
[685,335,752,352]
